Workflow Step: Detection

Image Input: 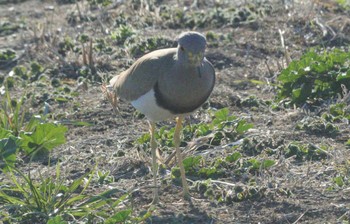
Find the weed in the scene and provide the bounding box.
[296,116,339,137]
[336,0,350,9]
[58,36,75,56]
[96,170,114,185]
[346,139,350,147]
[13,66,28,80]
[0,89,69,164]
[20,122,68,157]
[111,25,135,45]
[277,48,350,107]
[136,108,253,150]
[87,0,112,7]
[128,36,175,58]
[0,163,131,223]
[158,4,269,29]
[0,21,20,36]
[0,90,27,136]
[284,142,329,161]
[0,136,18,170]
[0,49,16,64]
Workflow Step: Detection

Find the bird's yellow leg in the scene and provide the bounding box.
[149,121,159,205]
[174,116,191,200]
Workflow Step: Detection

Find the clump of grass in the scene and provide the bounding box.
[0,90,68,167]
[0,163,132,223]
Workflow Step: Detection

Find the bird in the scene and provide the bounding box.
[102,31,215,204]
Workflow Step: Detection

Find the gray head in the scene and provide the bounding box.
[177,31,207,67]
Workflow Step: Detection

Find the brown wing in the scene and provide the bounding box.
[109,48,177,101]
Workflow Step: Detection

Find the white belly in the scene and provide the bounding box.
[131,89,175,122]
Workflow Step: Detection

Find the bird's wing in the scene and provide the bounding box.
[110,48,177,101]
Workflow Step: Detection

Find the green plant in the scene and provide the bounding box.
[87,0,112,7]
[13,65,28,80]
[0,49,16,63]
[20,122,68,157]
[277,48,350,106]
[111,25,135,45]
[0,90,26,136]
[0,90,69,163]
[0,163,132,223]
[0,21,20,36]
[96,170,114,185]
[136,108,253,151]
[346,139,350,147]
[296,116,339,137]
[29,61,44,81]
[247,158,275,171]
[336,0,350,9]
[284,142,329,161]
[0,135,18,170]
[128,36,175,57]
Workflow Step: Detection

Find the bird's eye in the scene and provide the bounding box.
[180,46,185,51]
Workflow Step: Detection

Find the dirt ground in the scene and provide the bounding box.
[1,0,350,223]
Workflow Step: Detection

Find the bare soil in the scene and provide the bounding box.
[1,0,350,223]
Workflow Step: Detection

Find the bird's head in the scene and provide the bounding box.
[177,31,207,67]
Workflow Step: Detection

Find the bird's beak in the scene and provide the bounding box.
[188,52,204,67]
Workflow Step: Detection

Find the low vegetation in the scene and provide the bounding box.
[0,0,349,223]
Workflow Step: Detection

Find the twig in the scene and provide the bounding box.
[210,180,236,187]
[292,209,309,224]
[278,29,291,66]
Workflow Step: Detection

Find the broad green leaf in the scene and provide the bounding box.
[236,120,253,134]
[261,159,275,169]
[183,156,202,171]
[225,152,242,163]
[212,108,229,124]
[0,136,18,169]
[198,167,220,178]
[105,209,132,224]
[20,123,67,154]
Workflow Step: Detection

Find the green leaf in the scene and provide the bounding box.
[214,108,229,120]
[71,121,93,127]
[225,152,241,163]
[0,136,18,169]
[333,176,344,187]
[183,156,202,172]
[0,128,12,139]
[346,139,350,147]
[261,159,275,169]
[47,215,68,224]
[20,123,68,154]
[336,70,350,81]
[105,209,132,224]
[236,120,253,134]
